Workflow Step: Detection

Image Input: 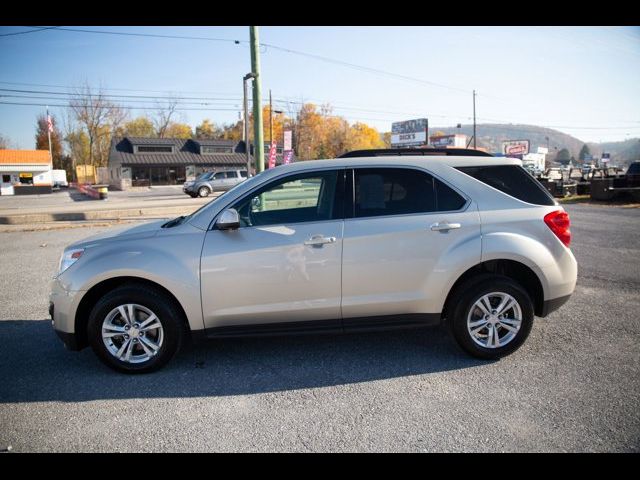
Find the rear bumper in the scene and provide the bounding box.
[539,294,572,317]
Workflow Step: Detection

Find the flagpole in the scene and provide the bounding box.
[46,106,53,170]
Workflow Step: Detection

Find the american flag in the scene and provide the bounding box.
[47,114,53,133]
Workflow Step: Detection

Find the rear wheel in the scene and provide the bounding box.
[87,284,185,373]
[448,275,534,359]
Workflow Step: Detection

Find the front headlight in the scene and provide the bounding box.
[58,248,85,276]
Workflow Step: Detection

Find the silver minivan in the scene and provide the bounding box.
[183,169,248,197]
[50,149,577,373]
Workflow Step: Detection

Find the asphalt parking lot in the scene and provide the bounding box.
[0,203,638,452]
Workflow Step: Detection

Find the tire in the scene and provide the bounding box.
[188,193,197,198]
[448,274,534,360]
[198,186,210,198]
[87,284,185,373]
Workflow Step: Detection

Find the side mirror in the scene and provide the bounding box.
[215,208,240,230]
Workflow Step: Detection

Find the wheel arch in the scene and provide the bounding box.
[74,276,191,351]
[441,259,545,321]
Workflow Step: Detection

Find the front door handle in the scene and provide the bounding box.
[430,222,461,231]
[304,235,337,247]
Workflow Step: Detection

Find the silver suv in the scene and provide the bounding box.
[183,169,247,197]
[50,149,577,373]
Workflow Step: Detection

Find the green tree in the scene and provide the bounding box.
[556,148,571,165]
[35,113,64,168]
[117,117,156,138]
[579,144,591,161]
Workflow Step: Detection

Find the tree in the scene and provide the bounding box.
[64,129,91,169]
[556,148,571,165]
[35,113,64,167]
[154,97,180,138]
[579,144,591,161]
[117,117,156,138]
[68,83,126,166]
[163,122,193,139]
[195,119,223,139]
[347,122,386,152]
[0,133,9,149]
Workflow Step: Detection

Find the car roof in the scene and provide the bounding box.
[268,155,522,173]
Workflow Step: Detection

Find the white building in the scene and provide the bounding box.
[0,150,53,195]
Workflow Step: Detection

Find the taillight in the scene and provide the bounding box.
[544,210,571,247]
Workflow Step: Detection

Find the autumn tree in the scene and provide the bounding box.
[117,117,156,138]
[64,129,91,168]
[195,119,223,139]
[164,122,193,139]
[347,122,386,152]
[35,113,64,167]
[0,133,9,149]
[68,83,127,166]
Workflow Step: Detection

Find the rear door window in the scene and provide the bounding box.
[457,165,556,206]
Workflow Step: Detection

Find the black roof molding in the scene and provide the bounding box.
[126,137,179,145]
[339,148,494,158]
[193,139,237,146]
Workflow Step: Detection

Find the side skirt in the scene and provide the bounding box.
[193,313,442,342]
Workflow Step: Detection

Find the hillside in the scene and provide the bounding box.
[430,124,639,166]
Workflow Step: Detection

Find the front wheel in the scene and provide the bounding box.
[198,186,210,197]
[87,284,185,373]
[449,275,534,359]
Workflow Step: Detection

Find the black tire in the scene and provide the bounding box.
[87,284,185,373]
[198,186,210,198]
[188,193,197,198]
[448,274,534,360]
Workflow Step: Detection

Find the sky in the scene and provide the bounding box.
[0,25,639,149]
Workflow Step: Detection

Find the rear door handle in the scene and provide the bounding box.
[304,235,337,246]
[430,222,461,231]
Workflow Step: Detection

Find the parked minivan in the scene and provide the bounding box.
[183,169,247,197]
[51,148,577,373]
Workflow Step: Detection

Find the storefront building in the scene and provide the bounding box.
[0,150,53,195]
[108,137,251,190]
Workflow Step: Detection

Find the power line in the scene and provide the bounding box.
[0,26,61,37]
[35,26,474,96]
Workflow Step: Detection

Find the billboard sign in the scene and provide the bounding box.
[502,140,530,156]
[391,118,428,147]
[601,152,610,164]
[537,146,549,155]
[268,141,277,169]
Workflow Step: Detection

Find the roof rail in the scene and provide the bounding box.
[338,148,494,158]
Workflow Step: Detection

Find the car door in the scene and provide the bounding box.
[341,167,481,325]
[200,168,345,331]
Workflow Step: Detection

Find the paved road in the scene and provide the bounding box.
[0,204,638,452]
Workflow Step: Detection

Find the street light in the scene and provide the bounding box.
[243,73,256,177]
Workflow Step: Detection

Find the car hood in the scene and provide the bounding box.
[66,218,168,250]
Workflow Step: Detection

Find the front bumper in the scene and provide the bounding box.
[50,277,84,351]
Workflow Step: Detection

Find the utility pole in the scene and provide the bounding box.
[243,73,255,176]
[473,90,477,150]
[250,26,264,173]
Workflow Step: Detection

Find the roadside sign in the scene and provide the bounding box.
[502,140,530,156]
[283,150,293,164]
[391,118,428,147]
[268,141,277,169]
[284,130,292,151]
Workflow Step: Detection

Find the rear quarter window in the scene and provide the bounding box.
[457,165,556,206]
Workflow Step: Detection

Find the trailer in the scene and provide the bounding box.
[589,163,640,201]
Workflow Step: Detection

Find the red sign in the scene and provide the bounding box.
[283,150,293,165]
[268,141,277,169]
[502,140,530,156]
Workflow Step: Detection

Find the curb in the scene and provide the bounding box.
[0,205,200,225]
